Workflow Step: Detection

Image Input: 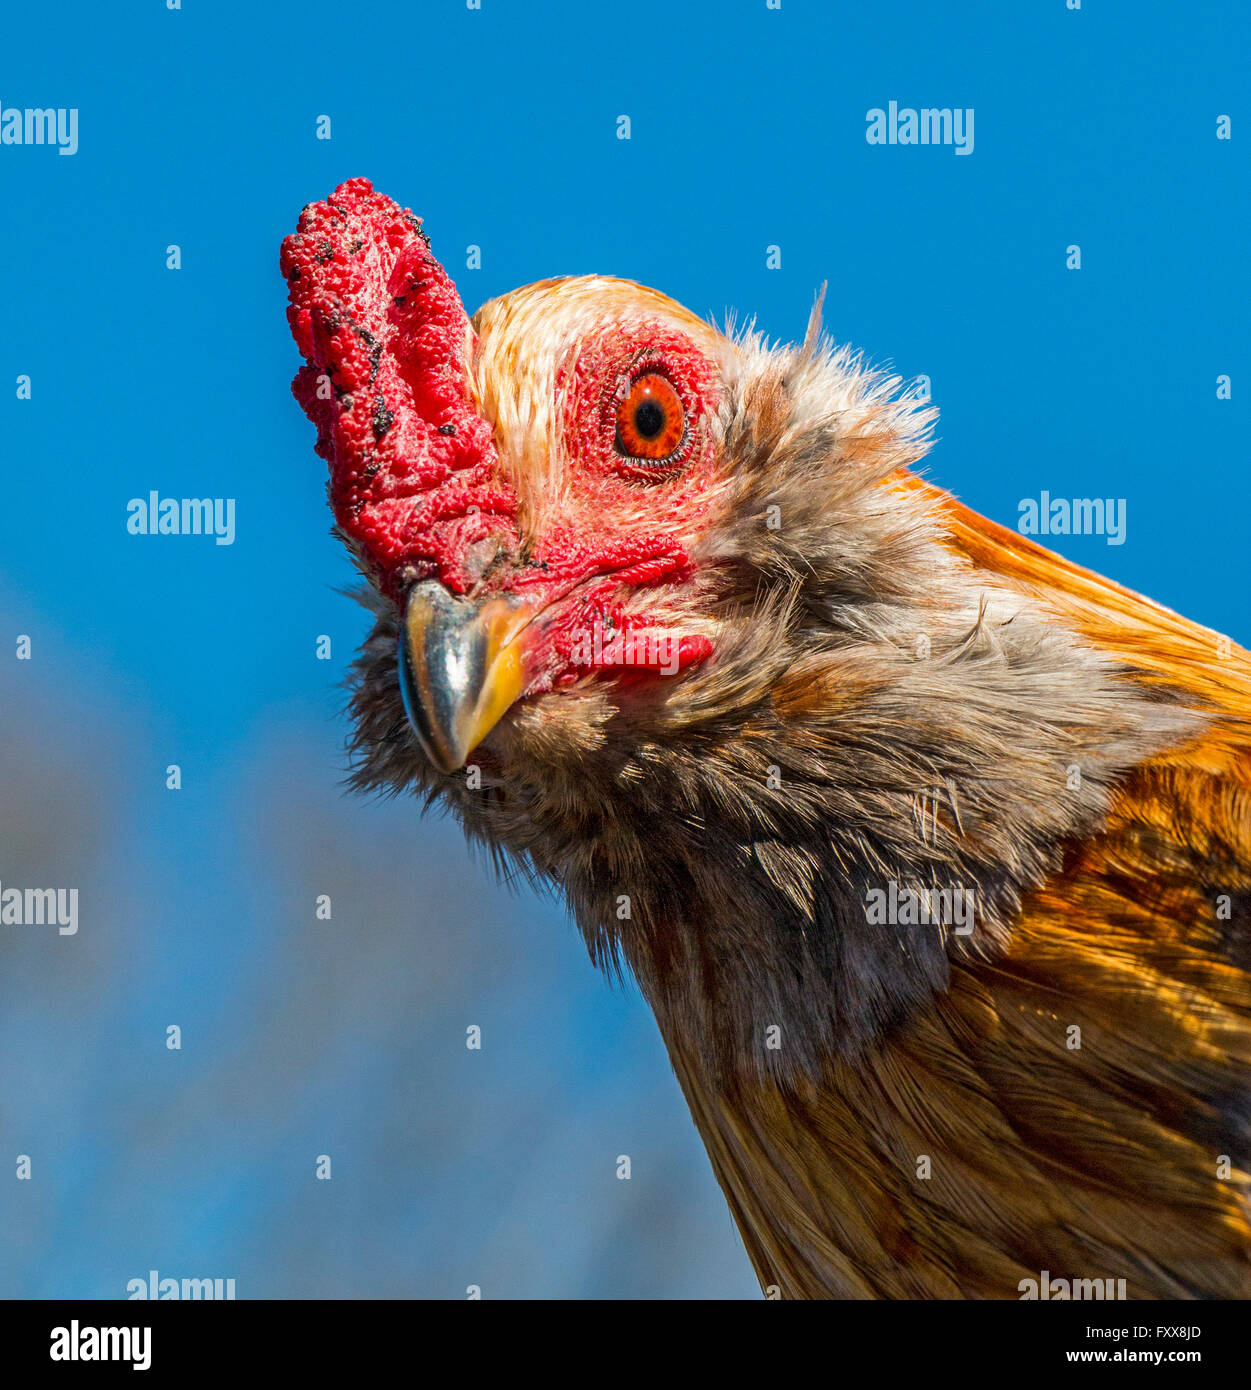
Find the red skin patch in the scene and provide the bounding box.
[504,323,721,687]
[560,321,720,486]
[283,179,718,689]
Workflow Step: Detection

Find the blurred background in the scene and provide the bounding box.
[0,0,1245,1297]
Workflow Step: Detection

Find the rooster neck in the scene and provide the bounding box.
[516,564,1203,1081]
[340,479,1248,1301]
[345,476,1204,1080]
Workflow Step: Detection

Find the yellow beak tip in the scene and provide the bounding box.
[398,581,532,774]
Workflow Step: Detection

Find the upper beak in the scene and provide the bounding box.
[398,580,538,774]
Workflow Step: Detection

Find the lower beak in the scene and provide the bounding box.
[398,580,537,774]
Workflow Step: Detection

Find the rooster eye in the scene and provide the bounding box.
[615,373,686,463]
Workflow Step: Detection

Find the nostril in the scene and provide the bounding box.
[462,537,513,585]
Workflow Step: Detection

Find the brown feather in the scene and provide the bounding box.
[658,479,1251,1298]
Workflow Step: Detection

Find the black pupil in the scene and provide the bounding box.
[633,398,666,439]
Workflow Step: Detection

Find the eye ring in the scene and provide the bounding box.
[614,373,686,464]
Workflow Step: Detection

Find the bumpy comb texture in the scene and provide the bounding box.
[281,177,518,597]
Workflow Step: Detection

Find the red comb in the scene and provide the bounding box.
[281,177,518,597]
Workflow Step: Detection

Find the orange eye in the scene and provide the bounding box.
[614,373,686,462]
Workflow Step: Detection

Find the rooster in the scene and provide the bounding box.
[281,179,1251,1299]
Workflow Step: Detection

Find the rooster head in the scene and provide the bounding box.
[283,178,1193,1076]
[282,177,936,780]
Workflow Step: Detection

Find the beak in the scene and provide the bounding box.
[398,580,536,774]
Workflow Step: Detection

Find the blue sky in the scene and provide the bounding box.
[0,0,1245,1297]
